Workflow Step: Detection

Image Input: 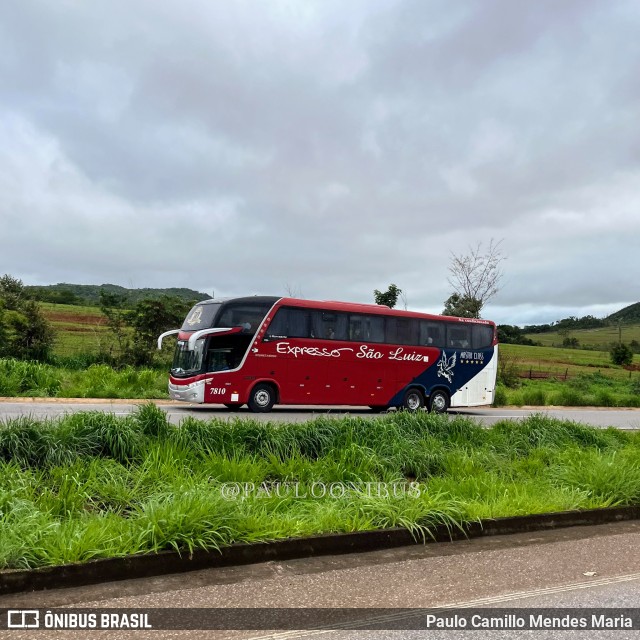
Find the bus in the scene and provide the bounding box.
[157,296,498,413]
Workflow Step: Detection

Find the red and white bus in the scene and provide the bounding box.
[157,296,498,413]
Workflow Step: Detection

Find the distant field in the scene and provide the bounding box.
[524,324,640,348]
[497,343,640,408]
[500,343,640,380]
[40,302,108,356]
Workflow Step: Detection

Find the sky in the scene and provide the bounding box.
[1,0,639,326]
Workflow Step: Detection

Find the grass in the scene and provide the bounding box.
[40,302,110,357]
[0,359,167,399]
[497,346,640,407]
[524,324,640,349]
[501,343,640,376]
[1,407,639,569]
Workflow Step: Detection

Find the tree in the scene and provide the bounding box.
[0,274,55,361]
[442,293,482,319]
[128,296,191,366]
[0,274,27,308]
[99,290,131,359]
[99,291,192,366]
[610,343,633,366]
[497,324,538,346]
[374,284,402,309]
[444,239,505,318]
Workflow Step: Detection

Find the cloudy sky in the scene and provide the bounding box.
[1,0,639,325]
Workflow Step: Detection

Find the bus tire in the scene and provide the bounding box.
[428,390,450,414]
[402,388,424,411]
[224,403,243,411]
[248,383,276,413]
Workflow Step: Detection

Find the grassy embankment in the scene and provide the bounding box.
[1,407,639,570]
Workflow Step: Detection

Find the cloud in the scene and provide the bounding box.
[1,0,639,325]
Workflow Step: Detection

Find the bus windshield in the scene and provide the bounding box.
[171,339,205,376]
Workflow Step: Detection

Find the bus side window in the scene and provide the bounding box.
[386,318,419,345]
[318,312,348,340]
[472,324,494,349]
[349,316,363,341]
[287,309,310,337]
[420,321,444,347]
[265,308,288,338]
[264,308,311,339]
[446,325,471,349]
[363,315,385,342]
[206,349,232,372]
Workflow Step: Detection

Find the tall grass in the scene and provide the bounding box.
[0,359,62,397]
[1,407,639,570]
[0,358,168,399]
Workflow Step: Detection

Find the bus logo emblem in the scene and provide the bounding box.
[186,307,203,326]
[437,351,456,383]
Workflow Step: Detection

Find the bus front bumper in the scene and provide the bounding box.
[168,379,205,403]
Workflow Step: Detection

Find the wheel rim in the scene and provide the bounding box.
[255,389,271,407]
[432,393,446,412]
[406,392,421,410]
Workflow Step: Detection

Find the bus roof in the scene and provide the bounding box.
[193,296,494,325]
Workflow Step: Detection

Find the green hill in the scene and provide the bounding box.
[607,302,640,324]
[27,283,210,307]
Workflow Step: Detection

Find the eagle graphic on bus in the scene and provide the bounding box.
[437,351,456,383]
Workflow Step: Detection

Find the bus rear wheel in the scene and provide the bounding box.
[248,383,276,413]
[428,390,450,413]
[402,388,424,411]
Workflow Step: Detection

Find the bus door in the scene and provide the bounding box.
[330,314,388,406]
[261,307,326,404]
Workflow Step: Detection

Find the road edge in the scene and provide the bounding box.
[2,505,638,595]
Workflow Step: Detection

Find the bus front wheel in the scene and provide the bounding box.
[428,390,450,413]
[402,388,424,411]
[248,383,276,413]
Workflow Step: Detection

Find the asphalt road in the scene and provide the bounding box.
[2,521,640,639]
[1,399,640,429]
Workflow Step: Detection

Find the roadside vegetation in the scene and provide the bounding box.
[1,407,639,570]
[0,359,167,399]
[495,344,640,408]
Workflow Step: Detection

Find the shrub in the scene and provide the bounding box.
[522,388,547,406]
[497,352,521,389]
[493,386,507,407]
[610,343,633,366]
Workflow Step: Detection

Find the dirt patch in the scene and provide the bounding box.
[46,312,106,325]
